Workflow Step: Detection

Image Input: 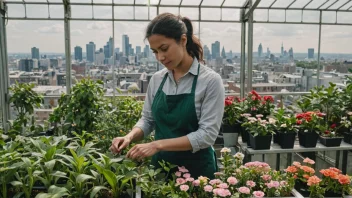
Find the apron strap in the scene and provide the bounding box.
[157,72,168,92]
[191,63,200,94]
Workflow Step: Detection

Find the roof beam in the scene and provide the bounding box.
[269,0,278,8]
[337,0,352,10]
[244,0,261,20]
[325,0,339,10]
[221,0,226,8]
[286,0,297,9]
[302,0,313,9]
[317,0,330,9]
[242,0,250,8]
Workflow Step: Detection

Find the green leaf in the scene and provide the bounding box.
[90,186,109,198]
[45,160,56,171]
[11,181,23,186]
[102,169,118,188]
[76,174,95,183]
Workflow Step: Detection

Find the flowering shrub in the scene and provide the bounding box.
[319,167,352,195]
[317,123,343,138]
[295,112,325,133]
[166,148,295,198]
[273,108,298,133]
[285,158,316,184]
[307,176,325,198]
[241,115,275,136]
[223,96,244,125]
[243,90,275,117]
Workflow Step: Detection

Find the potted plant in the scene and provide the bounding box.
[222,96,243,147]
[317,123,343,147]
[273,108,298,148]
[242,91,275,119]
[340,112,352,144]
[319,168,351,197]
[242,115,274,150]
[295,112,324,148]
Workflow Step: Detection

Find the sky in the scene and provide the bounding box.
[4,0,352,54]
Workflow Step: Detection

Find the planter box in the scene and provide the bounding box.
[280,132,297,149]
[344,132,352,144]
[241,128,249,143]
[273,131,280,144]
[298,131,318,148]
[223,133,239,147]
[319,136,343,147]
[222,123,241,133]
[249,133,272,150]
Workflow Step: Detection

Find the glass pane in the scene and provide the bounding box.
[306,0,327,9]
[182,0,202,6]
[71,5,92,18]
[268,10,285,22]
[289,0,311,8]
[7,4,25,18]
[95,0,113,3]
[149,7,157,19]
[319,0,338,9]
[223,0,247,7]
[114,0,134,4]
[135,0,149,4]
[158,7,179,15]
[202,0,222,6]
[114,6,133,19]
[135,6,149,19]
[70,0,91,2]
[322,11,336,23]
[48,0,62,2]
[338,0,352,10]
[272,0,295,8]
[24,0,47,2]
[222,8,241,21]
[93,6,112,19]
[286,10,301,22]
[201,8,220,20]
[180,8,199,20]
[322,26,352,54]
[327,0,349,10]
[49,5,64,18]
[161,0,181,5]
[254,9,268,21]
[337,12,352,23]
[258,0,276,8]
[26,5,49,18]
[303,11,319,23]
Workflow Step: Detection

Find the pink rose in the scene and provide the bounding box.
[246,180,256,188]
[180,184,189,191]
[204,185,213,192]
[213,188,231,197]
[186,177,194,182]
[192,180,200,186]
[183,173,191,178]
[227,177,238,185]
[210,179,222,185]
[253,191,265,198]
[176,178,186,186]
[280,181,287,187]
[175,171,181,177]
[261,175,272,181]
[217,183,229,189]
[238,187,250,194]
[178,166,189,173]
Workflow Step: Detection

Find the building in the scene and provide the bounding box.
[122,35,130,57]
[31,47,40,60]
[203,45,211,60]
[39,59,51,71]
[50,58,63,68]
[281,43,284,56]
[212,41,220,59]
[74,46,82,61]
[136,46,141,55]
[104,37,113,59]
[95,48,105,65]
[221,47,226,59]
[258,43,263,57]
[86,42,96,62]
[19,59,38,72]
[143,45,150,58]
[308,48,314,59]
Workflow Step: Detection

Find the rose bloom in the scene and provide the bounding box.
[186,177,194,182]
[338,174,351,185]
[180,184,189,192]
[307,176,321,186]
[246,180,256,188]
[253,191,265,198]
[261,175,272,181]
[176,178,186,186]
[217,183,229,189]
[285,166,298,173]
[209,179,222,185]
[192,180,200,186]
[303,157,315,165]
[293,161,301,168]
[227,177,238,185]
[221,147,231,153]
[175,171,181,177]
[198,176,208,184]
[183,173,191,178]
[238,187,250,194]
[178,166,189,173]
[204,185,213,192]
[300,166,315,174]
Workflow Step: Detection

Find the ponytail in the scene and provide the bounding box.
[181,17,204,62]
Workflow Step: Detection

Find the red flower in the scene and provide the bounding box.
[263,96,274,103]
[296,120,302,125]
[324,130,330,135]
[225,96,234,101]
[234,96,241,102]
[330,124,336,129]
[225,100,233,106]
[296,114,304,119]
[250,90,259,97]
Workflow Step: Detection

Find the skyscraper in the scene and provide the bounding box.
[74,46,82,61]
[267,48,271,57]
[258,43,263,58]
[122,35,130,57]
[221,47,226,59]
[211,41,220,59]
[289,47,293,58]
[281,42,284,56]
[136,46,141,55]
[203,45,210,60]
[144,45,150,58]
[86,42,96,62]
[31,47,40,59]
[308,48,314,59]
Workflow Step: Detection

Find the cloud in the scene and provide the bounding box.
[71,29,84,36]
[35,24,64,34]
[87,22,110,30]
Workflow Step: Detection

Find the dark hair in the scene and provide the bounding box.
[145,13,204,62]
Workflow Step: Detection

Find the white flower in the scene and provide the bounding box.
[221,147,231,153]
[256,114,263,118]
[248,117,257,121]
[241,113,251,117]
[280,124,287,128]
[234,152,245,160]
[348,112,352,116]
[269,118,276,124]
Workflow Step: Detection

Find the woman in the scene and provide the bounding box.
[110,13,225,179]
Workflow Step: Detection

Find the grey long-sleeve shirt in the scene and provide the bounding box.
[134,58,225,153]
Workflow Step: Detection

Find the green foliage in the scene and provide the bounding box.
[9,82,43,136]
[296,61,322,70]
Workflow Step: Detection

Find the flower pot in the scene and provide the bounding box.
[298,130,318,148]
[273,131,280,144]
[294,180,310,197]
[343,132,352,144]
[249,133,272,150]
[319,136,343,147]
[240,127,249,143]
[223,133,239,147]
[279,132,297,149]
[324,190,343,198]
[222,123,241,133]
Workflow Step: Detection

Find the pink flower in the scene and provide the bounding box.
[253,191,265,198]
[192,180,200,186]
[246,180,256,188]
[303,158,315,165]
[204,185,213,192]
[183,173,191,178]
[217,183,229,189]
[261,175,271,181]
[213,188,231,197]
[280,181,288,187]
[180,184,189,191]
[214,172,223,176]
[175,171,181,177]
[238,187,250,194]
[293,162,301,168]
[210,179,222,185]
[176,178,186,186]
[178,166,189,173]
[227,177,238,185]
[186,177,194,182]
[266,181,280,189]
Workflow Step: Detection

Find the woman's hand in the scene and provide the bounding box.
[110,136,132,154]
[126,142,160,160]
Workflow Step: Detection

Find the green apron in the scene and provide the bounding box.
[151,63,218,179]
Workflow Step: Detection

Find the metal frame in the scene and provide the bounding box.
[1,0,352,131]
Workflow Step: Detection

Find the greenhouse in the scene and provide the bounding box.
[1,0,352,197]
